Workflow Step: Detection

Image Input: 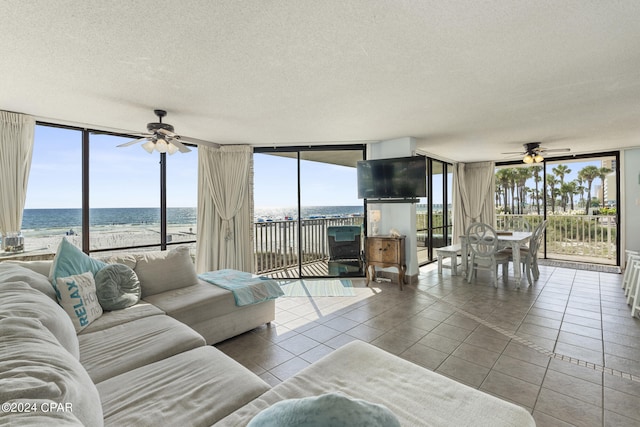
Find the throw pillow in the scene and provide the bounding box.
[134,246,198,298]
[56,272,103,333]
[247,392,401,427]
[49,238,107,288]
[94,263,141,311]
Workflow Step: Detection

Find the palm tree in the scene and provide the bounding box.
[552,164,571,211]
[515,168,532,214]
[532,166,542,215]
[563,181,578,211]
[547,175,558,213]
[575,176,585,209]
[578,165,600,213]
[495,168,511,213]
[598,167,613,206]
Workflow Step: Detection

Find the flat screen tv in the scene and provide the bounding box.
[357,156,427,200]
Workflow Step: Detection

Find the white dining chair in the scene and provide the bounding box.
[465,222,510,288]
[629,264,640,318]
[501,220,547,286]
[622,249,639,293]
[504,217,531,232]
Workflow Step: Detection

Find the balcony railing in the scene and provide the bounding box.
[497,213,617,265]
[253,212,617,274]
[254,217,364,274]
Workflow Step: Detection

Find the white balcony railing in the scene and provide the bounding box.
[497,213,617,265]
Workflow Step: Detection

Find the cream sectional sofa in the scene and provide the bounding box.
[0,247,536,426]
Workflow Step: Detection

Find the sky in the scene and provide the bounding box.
[27,124,608,210]
[25,125,365,209]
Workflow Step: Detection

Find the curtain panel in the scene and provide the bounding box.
[196,145,254,273]
[452,161,496,244]
[0,111,35,237]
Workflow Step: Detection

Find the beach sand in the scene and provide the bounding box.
[9,224,197,257]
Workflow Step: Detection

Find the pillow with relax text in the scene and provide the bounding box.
[56,272,103,333]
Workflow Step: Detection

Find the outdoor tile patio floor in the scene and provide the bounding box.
[215,263,640,426]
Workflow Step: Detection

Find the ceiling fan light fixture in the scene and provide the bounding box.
[166,143,179,155]
[155,138,169,153]
[141,140,155,154]
[534,154,544,163]
[523,154,534,164]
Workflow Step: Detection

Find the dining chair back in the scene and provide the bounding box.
[504,217,531,232]
[465,222,510,287]
[522,220,548,285]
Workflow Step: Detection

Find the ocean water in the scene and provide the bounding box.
[21,208,197,230]
[20,206,367,231]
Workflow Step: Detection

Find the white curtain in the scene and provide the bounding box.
[196,145,254,273]
[452,161,496,244]
[0,111,35,237]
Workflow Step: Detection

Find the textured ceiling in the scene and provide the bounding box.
[1,0,639,162]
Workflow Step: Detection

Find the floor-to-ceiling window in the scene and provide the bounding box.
[496,152,620,266]
[416,157,453,265]
[254,146,365,278]
[23,125,82,251]
[22,123,197,256]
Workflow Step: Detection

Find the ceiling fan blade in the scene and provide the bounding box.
[117,137,149,147]
[157,128,177,138]
[541,148,571,153]
[169,138,192,153]
[501,151,525,155]
[178,135,221,149]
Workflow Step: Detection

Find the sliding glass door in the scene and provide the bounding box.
[416,158,453,265]
[254,146,365,278]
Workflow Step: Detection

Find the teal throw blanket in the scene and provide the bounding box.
[199,269,283,306]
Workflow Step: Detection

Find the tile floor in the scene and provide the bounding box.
[215,263,640,427]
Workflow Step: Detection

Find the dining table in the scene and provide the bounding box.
[460,231,533,288]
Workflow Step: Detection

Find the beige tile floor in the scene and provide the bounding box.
[215,262,640,427]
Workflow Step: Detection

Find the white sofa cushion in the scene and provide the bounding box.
[216,341,536,427]
[0,281,79,359]
[78,301,164,334]
[0,317,103,427]
[79,315,205,383]
[98,346,271,426]
[0,263,57,301]
[133,246,198,297]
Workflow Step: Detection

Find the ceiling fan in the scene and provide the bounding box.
[117,109,219,154]
[502,142,570,164]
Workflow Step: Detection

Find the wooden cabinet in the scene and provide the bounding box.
[365,235,407,290]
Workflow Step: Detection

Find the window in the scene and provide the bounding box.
[23,125,82,250]
[23,123,196,255]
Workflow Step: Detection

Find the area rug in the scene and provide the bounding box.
[279,279,356,297]
[537,259,621,274]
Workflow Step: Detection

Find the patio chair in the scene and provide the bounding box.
[465,222,510,287]
[327,225,363,276]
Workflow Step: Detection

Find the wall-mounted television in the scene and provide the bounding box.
[357,156,427,200]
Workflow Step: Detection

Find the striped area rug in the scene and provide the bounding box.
[279,279,356,297]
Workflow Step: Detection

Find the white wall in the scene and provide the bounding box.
[367,137,419,278]
[624,148,640,253]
